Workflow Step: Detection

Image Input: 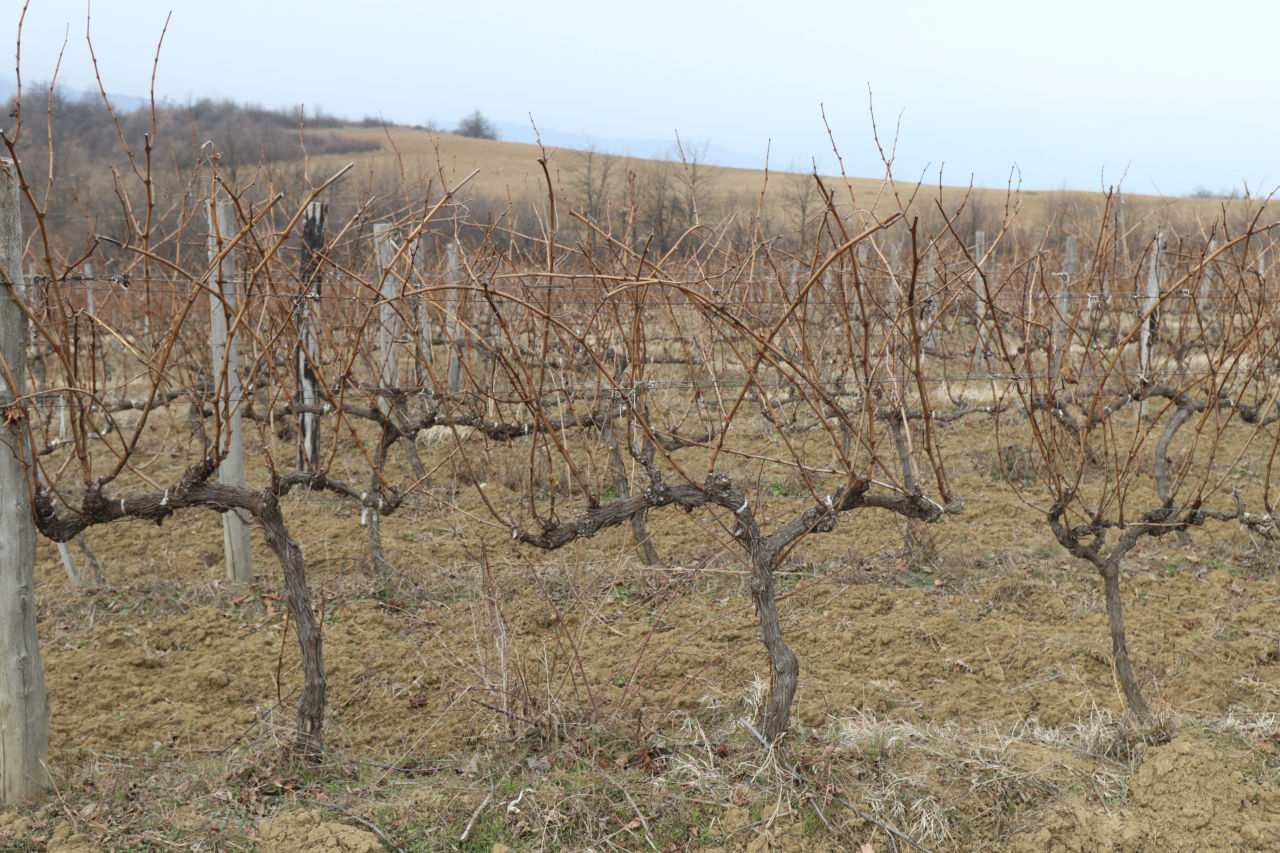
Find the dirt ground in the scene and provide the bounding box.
[4,416,1280,851]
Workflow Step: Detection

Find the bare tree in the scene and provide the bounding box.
[455,110,498,140]
[781,166,822,249]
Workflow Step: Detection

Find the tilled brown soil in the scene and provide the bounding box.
[7,415,1280,850]
[20,501,1280,850]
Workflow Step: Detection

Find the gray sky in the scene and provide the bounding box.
[7,0,1278,195]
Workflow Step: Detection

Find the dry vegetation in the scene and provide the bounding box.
[2,80,1280,853]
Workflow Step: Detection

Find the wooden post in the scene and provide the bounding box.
[297,202,326,471]
[1051,236,1077,392]
[37,467,104,588]
[208,200,254,582]
[1116,191,1129,275]
[25,268,46,405]
[371,224,428,484]
[364,222,398,570]
[1202,238,1217,315]
[373,223,399,396]
[973,230,990,372]
[412,234,436,396]
[445,241,464,395]
[0,158,50,803]
[1139,231,1164,416]
[83,262,95,317]
[26,269,82,586]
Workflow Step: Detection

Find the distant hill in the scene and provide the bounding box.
[494,120,764,171]
[0,76,148,113]
[0,82,1244,259]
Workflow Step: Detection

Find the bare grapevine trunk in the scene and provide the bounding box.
[256,494,326,762]
[752,548,799,742]
[33,475,333,764]
[1100,562,1152,724]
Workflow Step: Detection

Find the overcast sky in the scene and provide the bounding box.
[6,0,1278,196]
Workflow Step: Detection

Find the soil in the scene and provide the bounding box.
[7,417,1280,850]
[256,810,383,853]
[1011,734,1280,852]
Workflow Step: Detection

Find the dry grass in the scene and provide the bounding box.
[303,125,1243,240]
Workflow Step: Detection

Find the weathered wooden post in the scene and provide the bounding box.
[1050,236,1077,392]
[920,245,940,350]
[207,199,254,582]
[0,158,50,803]
[373,222,399,396]
[445,241,464,396]
[974,229,990,373]
[371,223,427,487]
[297,202,326,471]
[1139,231,1165,417]
[83,262,95,317]
[887,239,903,322]
[40,467,104,589]
[411,234,436,397]
[364,222,399,570]
[1201,238,1217,316]
[26,268,83,587]
[1116,191,1130,274]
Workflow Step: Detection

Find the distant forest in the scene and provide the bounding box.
[1,85,403,263]
[9,85,384,169]
[0,85,763,265]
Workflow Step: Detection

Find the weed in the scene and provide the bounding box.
[895,569,938,589]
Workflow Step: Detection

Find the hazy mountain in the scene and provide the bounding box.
[0,77,148,113]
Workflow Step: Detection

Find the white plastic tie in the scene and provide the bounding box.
[360,507,369,526]
[119,498,127,513]
[161,489,169,507]
[736,499,749,515]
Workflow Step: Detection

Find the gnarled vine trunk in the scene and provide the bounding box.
[750,546,799,741]
[256,493,326,761]
[33,474,332,763]
[1100,561,1152,724]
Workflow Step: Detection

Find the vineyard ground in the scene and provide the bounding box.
[4,417,1280,852]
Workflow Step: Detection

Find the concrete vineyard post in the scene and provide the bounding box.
[0,158,50,804]
[207,199,254,582]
